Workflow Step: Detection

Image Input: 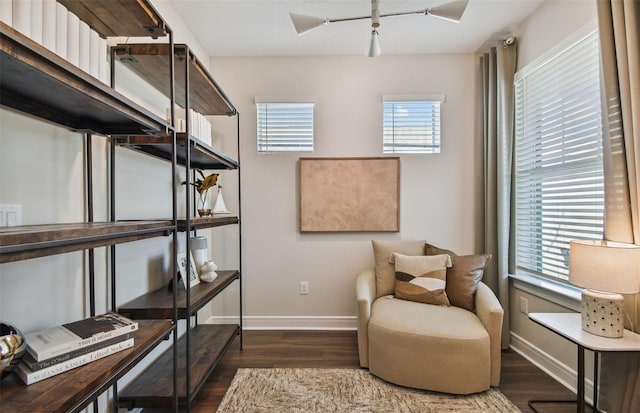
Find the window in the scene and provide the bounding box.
[514,29,604,281]
[383,94,444,154]
[256,99,314,153]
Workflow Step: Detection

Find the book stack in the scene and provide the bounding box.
[3,0,110,84]
[166,108,213,146]
[16,312,138,385]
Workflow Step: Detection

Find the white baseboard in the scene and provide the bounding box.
[203,315,358,331]
[510,332,594,403]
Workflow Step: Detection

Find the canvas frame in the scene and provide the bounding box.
[299,157,400,232]
[177,251,200,288]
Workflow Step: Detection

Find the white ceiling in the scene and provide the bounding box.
[168,0,546,57]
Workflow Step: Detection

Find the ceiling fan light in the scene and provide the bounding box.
[289,13,329,35]
[367,30,381,58]
[427,0,469,23]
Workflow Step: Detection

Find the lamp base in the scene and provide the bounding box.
[581,289,625,338]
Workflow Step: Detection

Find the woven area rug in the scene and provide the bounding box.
[217,368,521,412]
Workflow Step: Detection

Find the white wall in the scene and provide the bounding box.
[509,0,598,397]
[206,53,480,327]
[516,0,597,71]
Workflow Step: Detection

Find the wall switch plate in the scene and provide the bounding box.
[0,205,22,227]
[299,281,309,295]
[519,297,529,314]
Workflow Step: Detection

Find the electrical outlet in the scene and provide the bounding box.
[519,297,529,314]
[299,281,309,295]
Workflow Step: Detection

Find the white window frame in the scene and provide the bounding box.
[513,27,604,283]
[382,94,445,154]
[255,97,315,153]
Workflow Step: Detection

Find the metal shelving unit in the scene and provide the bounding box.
[0,2,176,409]
[111,40,242,411]
[1,2,242,410]
[0,4,176,406]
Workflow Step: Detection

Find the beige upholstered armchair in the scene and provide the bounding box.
[356,240,504,395]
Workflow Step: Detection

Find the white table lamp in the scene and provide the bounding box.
[569,240,640,338]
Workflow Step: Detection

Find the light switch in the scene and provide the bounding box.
[0,205,22,226]
[7,212,17,226]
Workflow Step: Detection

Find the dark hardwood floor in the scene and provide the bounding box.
[500,349,594,413]
[154,330,591,412]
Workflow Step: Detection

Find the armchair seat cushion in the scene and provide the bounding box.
[368,296,491,394]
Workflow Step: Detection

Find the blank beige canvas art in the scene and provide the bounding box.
[299,157,400,232]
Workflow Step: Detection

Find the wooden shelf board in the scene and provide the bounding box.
[113,44,236,116]
[119,270,240,320]
[118,324,240,409]
[177,216,239,232]
[0,221,174,263]
[58,0,167,39]
[0,22,167,136]
[113,133,239,170]
[0,320,173,413]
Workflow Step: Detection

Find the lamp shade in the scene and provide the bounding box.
[367,30,381,57]
[189,235,208,269]
[569,240,640,294]
[289,13,328,35]
[428,0,469,23]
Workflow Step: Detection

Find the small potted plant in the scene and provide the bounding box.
[182,170,219,217]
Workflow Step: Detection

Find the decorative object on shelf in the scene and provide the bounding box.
[177,251,201,288]
[0,322,27,379]
[199,260,219,283]
[182,170,219,217]
[569,240,640,338]
[24,312,137,362]
[212,185,231,216]
[167,277,186,292]
[166,108,212,146]
[16,338,134,385]
[190,236,209,269]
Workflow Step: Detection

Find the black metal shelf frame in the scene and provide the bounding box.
[0,1,180,410]
[0,2,242,410]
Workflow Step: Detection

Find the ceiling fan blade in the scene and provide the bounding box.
[289,13,329,35]
[428,0,469,23]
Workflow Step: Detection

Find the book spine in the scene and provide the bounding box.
[41,0,56,52]
[17,338,134,385]
[24,333,133,371]
[54,2,67,59]
[12,0,32,38]
[0,0,13,27]
[28,321,138,361]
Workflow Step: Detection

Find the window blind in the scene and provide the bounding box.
[514,29,604,281]
[383,96,443,154]
[256,102,314,153]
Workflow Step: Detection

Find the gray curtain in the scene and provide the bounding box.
[597,0,640,411]
[479,39,517,349]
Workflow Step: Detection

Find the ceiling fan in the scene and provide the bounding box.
[289,0,469,57]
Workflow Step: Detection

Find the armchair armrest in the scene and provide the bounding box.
[356,268,376,368]
[475,282,504,386]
